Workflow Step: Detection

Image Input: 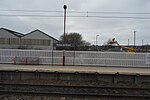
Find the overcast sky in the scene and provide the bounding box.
[0,0,150,45]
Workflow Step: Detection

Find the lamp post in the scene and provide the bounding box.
[96,35,99,46]
[63,5,67,66]
[134,31,136,47]
[96,35,99,51]
[142,40,144,46]
[128,39,130,46]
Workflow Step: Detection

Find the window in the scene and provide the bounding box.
[21,39,51,46]
[0,38,20,45]
[9,38,20,45]
[0,38,51,46]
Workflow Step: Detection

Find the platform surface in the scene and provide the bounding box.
[0,64,150,75]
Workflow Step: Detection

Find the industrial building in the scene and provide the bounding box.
[0,28,59,50]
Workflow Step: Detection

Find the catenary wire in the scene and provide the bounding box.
[0,14,150,19]
[0,9,150,15]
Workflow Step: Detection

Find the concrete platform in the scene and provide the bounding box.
[0,64,150,75]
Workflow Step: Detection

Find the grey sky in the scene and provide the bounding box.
[0,0,150,45]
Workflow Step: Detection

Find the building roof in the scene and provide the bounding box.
[0,28,24,38]
[0,28,59,42]
[23,29,59,42]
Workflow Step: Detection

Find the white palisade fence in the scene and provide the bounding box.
[0,49,150,67]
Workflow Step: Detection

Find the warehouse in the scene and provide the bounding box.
[0,28,59,50]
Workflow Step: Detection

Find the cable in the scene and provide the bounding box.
[81,11,150,15]
[0,14,62,17]
[83,15,150,19]
[0,9,150,15]
[0,9,62,13]
[0,14,150,19]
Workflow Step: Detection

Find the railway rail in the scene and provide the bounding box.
[0,83,150,98]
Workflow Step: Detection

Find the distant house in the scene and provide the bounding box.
[0,28,59,50]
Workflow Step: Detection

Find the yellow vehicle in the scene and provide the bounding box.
[110,38,136,52]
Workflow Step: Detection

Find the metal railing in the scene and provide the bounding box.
[0,49,150,67]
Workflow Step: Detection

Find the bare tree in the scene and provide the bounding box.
[59,32,91,50]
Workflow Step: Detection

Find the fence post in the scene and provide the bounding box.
[63,50,65,66]
[73,51,75,66]
[52,50,53,66]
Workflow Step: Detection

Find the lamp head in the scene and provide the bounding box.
[63,5,67,9]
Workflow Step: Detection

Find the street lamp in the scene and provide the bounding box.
[128,39,130,46]
[142,40,144,46]
[63,5,67,47]
[63,5,67,66]
[96,35,99,51]
[96,35,99,46]
[134,31,136,47]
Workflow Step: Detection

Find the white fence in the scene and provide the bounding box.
[0,49,150,67]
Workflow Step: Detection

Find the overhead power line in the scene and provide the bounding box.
[0,9,62,13]
[69,11,150,15]
[0,9,150,20]
[0,9,150,15]
[0,14,150,19]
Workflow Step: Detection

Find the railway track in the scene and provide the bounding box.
[0,83,150,98]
